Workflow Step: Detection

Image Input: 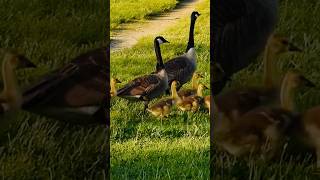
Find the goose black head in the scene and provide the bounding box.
[155,36,170,45]
[191,11,201,20]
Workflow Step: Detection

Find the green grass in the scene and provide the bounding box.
[212,0,320,179]
[110,0,210,179]
[110,0,182,31]
[0,0,108,179]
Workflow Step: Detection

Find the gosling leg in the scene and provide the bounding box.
[143,101,149,111]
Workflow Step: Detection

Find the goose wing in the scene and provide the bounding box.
[164,56,195,85]
[22,48,108,109]
[116,74,162,99]
[213,0,278,93]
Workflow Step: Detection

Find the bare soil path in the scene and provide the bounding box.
[110,0,201,52]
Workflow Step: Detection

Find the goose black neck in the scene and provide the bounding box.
[154,40,164,71]
[186,17,196,52]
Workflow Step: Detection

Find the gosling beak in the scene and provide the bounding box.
[301,76,316,87]
[115,78,122,83]
[19,55,37,68]
[198,73,204,78]
[203,85,209,89]
[288,43,303,52]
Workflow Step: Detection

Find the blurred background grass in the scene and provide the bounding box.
[0,0,108,179]
[212,0,320,179]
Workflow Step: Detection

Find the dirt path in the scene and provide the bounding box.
[110,0,201,52]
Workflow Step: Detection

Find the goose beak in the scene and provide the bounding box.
[288,43,302,52]
[19,55,37,68]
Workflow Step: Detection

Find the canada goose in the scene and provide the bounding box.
[110,78,121,97]
[213,0,278,95]
[21,47,109,124]
[116,36,169,110]
[147,81,178,118]
[173,81,207,112]
[215,71,315,159]
[214,36,302,121]
[0,50,36,112]
[177,72,203,99]
[164,11,200,92]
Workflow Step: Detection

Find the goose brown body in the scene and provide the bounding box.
[116,36,169,109]
[164,11,200,92]
[21,47,109,124]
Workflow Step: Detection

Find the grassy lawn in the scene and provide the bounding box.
[111,0,183,31]
[212,0,320,179]
[0,0,107,179]
[110,0,210,179]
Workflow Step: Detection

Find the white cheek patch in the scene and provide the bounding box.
[195,14,199,18]
[157,38,164,44]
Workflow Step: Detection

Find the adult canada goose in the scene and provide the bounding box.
[110,78,121,97]
[0,49,36,112]
[116,36,169,110]
[147,81,178,118]
[164,11,200,92]
[214,71,315,159]
[214,35,302,121]
[177,72,203,99]
[21,47,109,124]
[212,0,278,95]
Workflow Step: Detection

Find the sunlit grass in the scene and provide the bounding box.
[110,0,182,31]
[110,0,210,178]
